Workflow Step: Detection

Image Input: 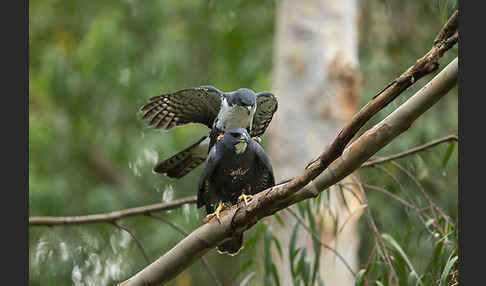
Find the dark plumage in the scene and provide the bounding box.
[140,85,278,178]
[198,128,275,255]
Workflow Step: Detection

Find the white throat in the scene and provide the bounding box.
[216,98,255,130]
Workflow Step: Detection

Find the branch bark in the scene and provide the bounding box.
[121,57,457,286]
[29,196,196,226]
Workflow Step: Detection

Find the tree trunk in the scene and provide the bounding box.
[267,0,362,285]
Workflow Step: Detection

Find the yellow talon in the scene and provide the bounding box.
[204,201,226,223]
[252,136,262,143]
[238,193,254,206]
[217,134,224,141]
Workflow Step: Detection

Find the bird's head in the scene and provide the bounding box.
[221,128,250,154]
[225,88,257,115]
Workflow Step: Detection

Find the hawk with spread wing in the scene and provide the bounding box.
[140,85,278,178]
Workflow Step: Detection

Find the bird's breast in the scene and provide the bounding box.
[228,167,250,182]
[216,105,252,130]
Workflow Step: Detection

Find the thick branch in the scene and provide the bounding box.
[29,196,196,226]
[122,58,457,286]
[281,9,458,198]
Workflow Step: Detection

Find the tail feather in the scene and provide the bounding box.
[153,136,208,178]
[217,233,243,256]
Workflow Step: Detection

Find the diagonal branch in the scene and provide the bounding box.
[113,221,151,265]
[147,213,223,286]
[121,57,458,286]
[282,10,458,199]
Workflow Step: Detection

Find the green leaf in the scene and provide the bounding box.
[354,269,366,286]
[273,213,285,226]
[272,235,283,259]
[233,259,254,280]
[338,184,351,214]
[441,141,456,168]
[382,233,423,285]
[424,239,444,277]
[271,263,281,286]
[297,202,306,218]
[305,201,321,285]
[302,260,311,286]
[439,255,458,286]
[240,272,255,286]
[289,222,300,277]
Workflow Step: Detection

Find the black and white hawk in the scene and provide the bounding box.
[140,85,278,178]
[197,128,275,255]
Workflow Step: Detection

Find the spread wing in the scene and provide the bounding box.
[250,140,275,192]
[140,85,224,130]
[197,145,222,208]
[251,92,278,137]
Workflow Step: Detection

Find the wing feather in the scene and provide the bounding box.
[140,85,224,130]
[250,140,276,192]
[197,145,222,208]
[251,92,278,137]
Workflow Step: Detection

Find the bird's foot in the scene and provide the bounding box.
[217,134,224,141]
[238,193,254,206]
[204,201,226,224]
[252,136,262,143]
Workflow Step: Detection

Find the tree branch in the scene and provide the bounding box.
[121,57,458,286]
[147,214,223,286]
[361,135,458,167]
[270,9,458,200]
[113,221,151,265]
[28,131,456,228]
[29,196,197,226]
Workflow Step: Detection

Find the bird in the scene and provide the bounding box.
[139,85,278,179]
[197,128,275,255]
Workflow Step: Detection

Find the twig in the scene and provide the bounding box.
[353,179,399,285]
[337,204,368,235]
[373,165,417,209]
[361,183,417,210]
[285,208,357,277]
[390,161,455,229]
[29,196,197,226]
[361,135,458,167]
[369,165,437,237]
[147,213,223,286]
[113,221,151,266]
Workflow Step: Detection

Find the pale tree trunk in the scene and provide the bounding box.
[267,0,362,285]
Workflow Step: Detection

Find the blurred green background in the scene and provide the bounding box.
[29,0,458,285]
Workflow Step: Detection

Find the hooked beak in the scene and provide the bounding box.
[238,134,247,142]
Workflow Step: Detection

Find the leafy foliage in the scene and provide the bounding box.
[29,0,457,285]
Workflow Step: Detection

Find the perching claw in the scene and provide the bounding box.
[204,201,226,223]
[238,193,254,206]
